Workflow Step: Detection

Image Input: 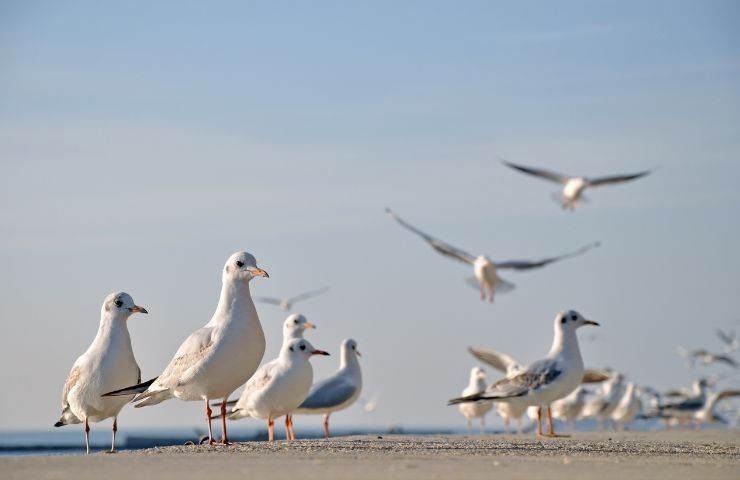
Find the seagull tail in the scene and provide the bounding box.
[54,408,81,427]
[102,377,158,397]
[209,399,238,408]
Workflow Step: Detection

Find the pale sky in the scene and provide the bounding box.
[1,1,739,433]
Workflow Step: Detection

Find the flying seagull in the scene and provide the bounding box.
[386,208,599,302]
[501,159,650,211]
[254,286,331,311]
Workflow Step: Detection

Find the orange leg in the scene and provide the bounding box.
[322,414,330,439]
[268,417,275,442]
[536,407,543,437]
[205,399,215,445]
[220,399,230,445]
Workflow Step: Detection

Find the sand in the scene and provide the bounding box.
[2,430,738,480]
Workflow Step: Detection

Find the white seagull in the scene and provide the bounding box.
[579,372,625,429]
[677,347,738,368]
[54,292,147,454]
[386,208,599,302]
[449,310,600,437]
[501,160,650,211]
[103,251,269,445]
[456,367,493,434]
[228,338,329,441]
[551,386,589,430]
[658,378,711,425]
[694,389,740,426]
[467,346,609,432]
[294,338,364,438]
[255,286,330,311]
[610,382,642,430]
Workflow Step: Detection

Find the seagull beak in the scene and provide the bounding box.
[247,267,269,278]
[355,350,362,357]
[312,349,330,356]
[304,322,317,329]
[129,305,148,314]
[583,319,600,326]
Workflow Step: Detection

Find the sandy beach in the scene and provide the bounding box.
[2,430,737,480]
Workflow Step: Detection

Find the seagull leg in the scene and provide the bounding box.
[220,398,230,445]
[84,417,90,454]
[205,399,216,445]
[285,414,295,441]
[517,417,523,434]
[536,407,543,437]
[545,406,570,438]
[268,416,275,442]
[323,413,331,439]
[480,417,485,435]
[504,416,510,433]
[110,417,117,453]
[466,418,472,434]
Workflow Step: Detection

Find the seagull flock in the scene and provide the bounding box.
[53,160,737,453]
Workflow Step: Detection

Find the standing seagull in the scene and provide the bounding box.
[294,338,364,438]
[55,292,147,454]
[228,339,329,441]
[551,386,589,430]
[386,208,599,302]
[501,160,650,211]
[580,372,625,429]
[456,367,493,433]
[611,382,642,430]
[103,251,268,445]
[255,286,330,311]
[449,310,600,437]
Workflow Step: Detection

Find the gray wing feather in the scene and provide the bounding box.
[386,208,476,265]
[299,377,357,410]
[586,171,650,187]
[501,160,570,184]
[288,286,331,304]
[496,242,599,270]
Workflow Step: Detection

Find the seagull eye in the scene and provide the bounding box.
[236,260,244,268]
[114,299,123,308]
[561,317,567,324]
[289,346,294,352]
[300,344,306,351]
[294,319,299,324]
[571,315,578,321]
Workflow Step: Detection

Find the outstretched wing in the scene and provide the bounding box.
[714,355,738,368]
[253,296,283,306]
[715,329,735,346]
[386,208,476,265]
[467,346,522,375]
[586,171,650,188]
[288,286,331,305]
[496,242,600,270]
[716,390,740,402]
[500,160,570,184]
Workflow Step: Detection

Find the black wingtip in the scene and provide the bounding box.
[54,421,63,427]
[102,377,157,397]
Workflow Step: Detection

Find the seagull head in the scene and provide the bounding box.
[283,313,316,339]
[103,292,148,319]
[342,338,361,357]
[286,338,330,359]
[223,251,269,283]
[557,309,600,330]
[470,366,486,381]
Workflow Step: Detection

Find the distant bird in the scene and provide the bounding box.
[501,159,650,210]
[659,378,711,424]
[103,251,269,445]
[255,286,330,311]
[611,382,642,430]
[716,329,740,353]
[55,292,147,454]
[551,386,589,429]
[456,367,493,434]
[677,347,738,368]
[294,338,363,438]
[228,339,329,441]
[580,372,625,429]
[386,208,599,302]
[449,310,600,437]
[694,390,740,426]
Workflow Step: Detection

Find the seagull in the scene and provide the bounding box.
[579,372,625,429]
[54,292,147,454]
[228,338,329,441]
[677,347,738,368]
[103,251,269,445]
[658,378,711,425]
[694,390,740,426]
[550,386,589,430]
[294,338,364,438]
[467,346,609,432]
[386,208,599,302]
[501,160,650,210]
[254,286,330,311]
[456,367,493,434]
[716,329,740,353]
[449,310,600,437]
[611,382,642,430]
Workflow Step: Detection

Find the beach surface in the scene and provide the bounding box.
[3,430,738,480]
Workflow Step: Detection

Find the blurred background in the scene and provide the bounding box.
[1,0,739,437]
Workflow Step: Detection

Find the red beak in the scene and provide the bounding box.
[311,350,330,356]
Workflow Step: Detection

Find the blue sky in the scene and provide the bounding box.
[1,1,739,432]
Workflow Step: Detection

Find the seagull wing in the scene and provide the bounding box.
[715,329,734,346]
[582,369,611,383]
[287,286,331,305]
[467,346,522,375]
[586,170,650,188]
[714,355,738,368]
[253,296,284,306]
[715,390,740,402]
[386,208,476,265]
[496,242,600,270]
[298,375,358,410]
[500,160,570,185]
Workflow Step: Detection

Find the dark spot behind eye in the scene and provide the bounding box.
[571,315,578,321]
[236,260,244,268]
[115,299,123,308]
[299,344,306,351]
